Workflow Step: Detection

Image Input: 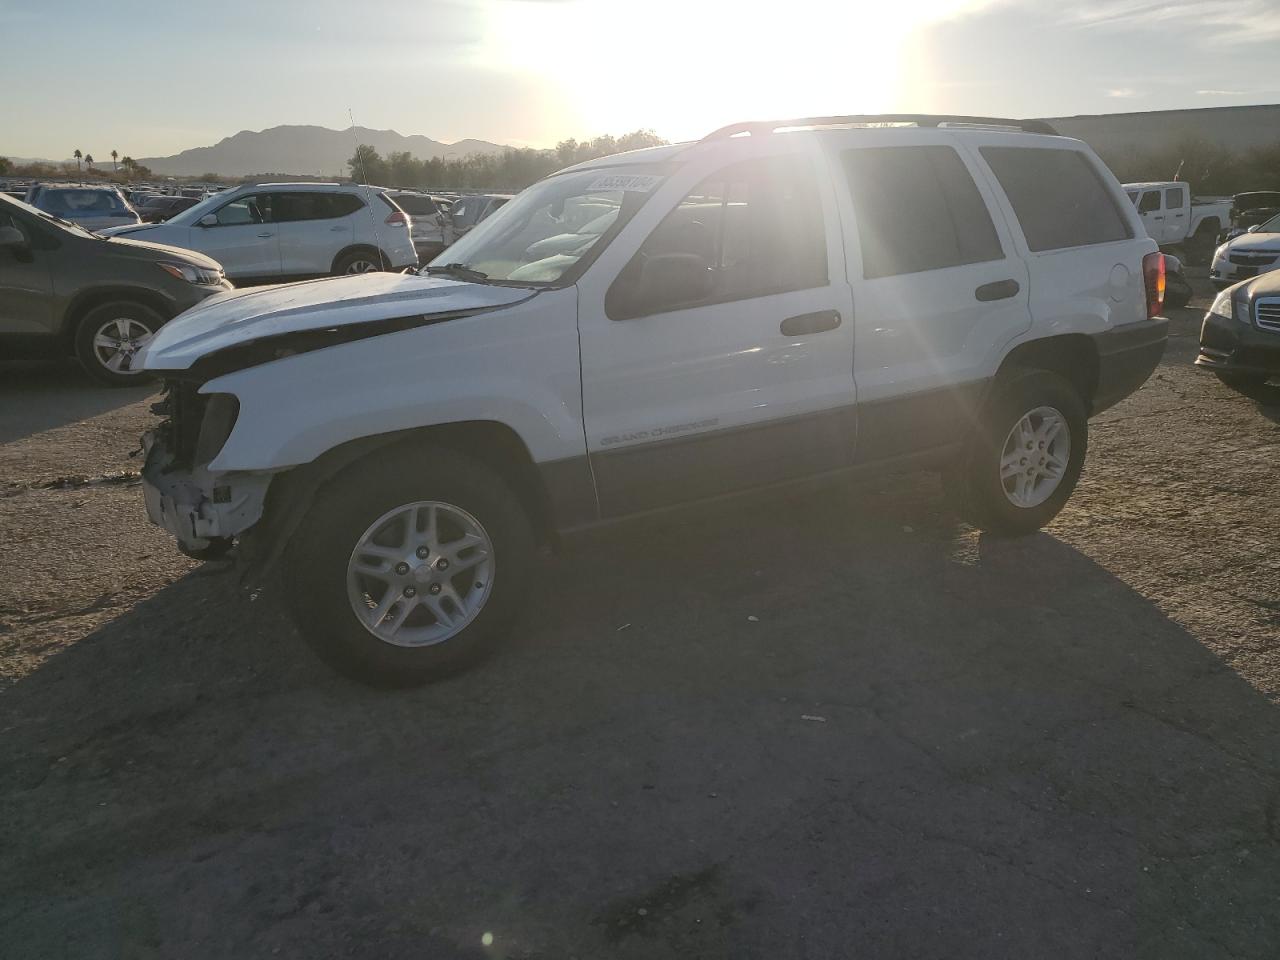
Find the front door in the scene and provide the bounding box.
[192,192,281,279]
[577,144,856,518]
[0,206,55,335]
[823,132,1032,462]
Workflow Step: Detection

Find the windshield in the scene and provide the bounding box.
[166,190,240,225]
[430,166,668,284]
[1255,212,1280,233]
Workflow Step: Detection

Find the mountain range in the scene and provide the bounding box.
[135,125,508,177]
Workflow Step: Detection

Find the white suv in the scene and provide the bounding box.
[102,182,417,282]
[136,114,1168,686]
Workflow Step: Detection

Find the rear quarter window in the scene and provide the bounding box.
[980,146,1132,252]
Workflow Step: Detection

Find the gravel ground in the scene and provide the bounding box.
[1,276,1278,959]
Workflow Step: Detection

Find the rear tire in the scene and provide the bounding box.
[74,301,163,386]
[956,370,1088,536]
[283,445,535,687]
[332,249,387,276]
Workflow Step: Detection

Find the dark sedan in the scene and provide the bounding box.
[1197,269,1280,398]
[137,195,200,223]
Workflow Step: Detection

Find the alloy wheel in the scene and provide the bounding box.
[1000,405,1071,508]
[91,317,153,375]
[346,501,495,647]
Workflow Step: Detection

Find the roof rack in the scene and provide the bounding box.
[702,114,1058,141]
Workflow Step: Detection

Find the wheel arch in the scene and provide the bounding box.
[996,334,1100,413]
[61,286,175,351]
[330,244,392,274]
[241,420,557,586]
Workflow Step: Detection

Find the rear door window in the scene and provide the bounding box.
[1164,187,1185,209]
[272,192,363,221]
[842,145,1003,278]
[980,147,1133,251]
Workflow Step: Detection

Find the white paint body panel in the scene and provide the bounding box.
[139,273,532,370]
[204,286,584,471]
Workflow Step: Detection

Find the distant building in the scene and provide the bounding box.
[1044,104,1280,154]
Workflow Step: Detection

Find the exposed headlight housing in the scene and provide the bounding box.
[159,261,224,285]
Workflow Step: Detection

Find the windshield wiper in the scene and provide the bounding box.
[425,262,490,282]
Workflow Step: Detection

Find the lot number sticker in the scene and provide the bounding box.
[585,174,662,193]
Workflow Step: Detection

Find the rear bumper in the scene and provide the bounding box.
[1196,310,1280,377]
[1089,318,1169,415]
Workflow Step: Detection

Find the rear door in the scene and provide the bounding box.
[274,191,360,276]
[975,142,1148,336]
[192,192,281,279]
[822,131,1032,463]
[1163,185,1188,243]
[1136,189,1164,242]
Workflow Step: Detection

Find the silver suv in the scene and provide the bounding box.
[101,182,417,283]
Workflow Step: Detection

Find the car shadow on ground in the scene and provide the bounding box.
[3,477,1278,960]
[0,361,156,444]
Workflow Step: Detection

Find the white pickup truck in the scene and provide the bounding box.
[1123,181,1231,261]
[137,114,1168,686]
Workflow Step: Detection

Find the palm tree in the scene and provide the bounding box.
[73,148,82,171]
[111,149,118,172]
[84,153,94,170]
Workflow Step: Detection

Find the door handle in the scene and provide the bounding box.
[257,231,274,238]
[1151,215,1164,220]
[780,309,841,336]
[330,225,347,231]
[975,279,1020,302]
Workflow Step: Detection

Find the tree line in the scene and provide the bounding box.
[346,130,668,192]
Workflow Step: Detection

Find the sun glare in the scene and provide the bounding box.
[486,0,984,142]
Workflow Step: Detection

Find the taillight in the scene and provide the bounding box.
[1142,251,1166,319]
[385,210,407,226]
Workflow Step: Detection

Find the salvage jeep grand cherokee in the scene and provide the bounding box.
[137,114,1169,686]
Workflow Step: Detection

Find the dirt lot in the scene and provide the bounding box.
[2,277,1278,959]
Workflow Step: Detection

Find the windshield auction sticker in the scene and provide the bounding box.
[585,174,662,193]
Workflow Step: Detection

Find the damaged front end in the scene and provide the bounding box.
[141,381,271,557]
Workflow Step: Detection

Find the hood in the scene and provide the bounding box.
[98,222,159,238]
[140,272,536,372]
[1225,232,1280,254]
[100,234,223,271]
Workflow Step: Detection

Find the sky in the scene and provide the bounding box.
[2,0,1278,161]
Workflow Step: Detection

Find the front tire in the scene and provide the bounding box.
[283,445,535,687]
[74,301,163,386]
[957,370,1088,536]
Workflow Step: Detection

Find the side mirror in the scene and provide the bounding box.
[614,253,714,318]
[0,225,26,249]
[199,214,218,227]
[1247,224,1260,233]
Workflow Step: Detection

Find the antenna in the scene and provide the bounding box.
[349,107,389,270]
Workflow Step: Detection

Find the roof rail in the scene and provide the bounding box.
[702,114,1059,141]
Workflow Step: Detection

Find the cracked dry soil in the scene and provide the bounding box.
[1,277,1278,959]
